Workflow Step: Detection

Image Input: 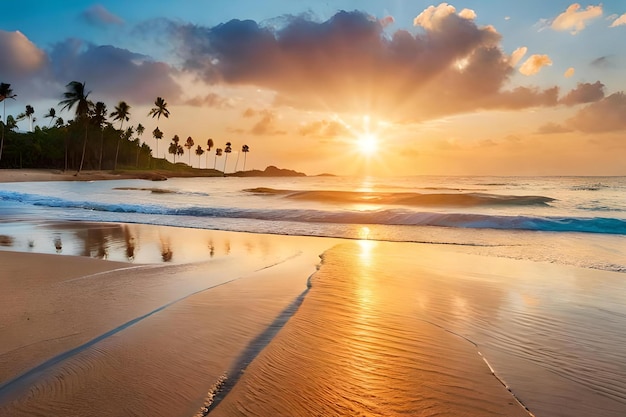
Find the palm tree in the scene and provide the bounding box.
[24,105,34,131]
[242,144,250,171]
[148,97,170,120]
[152,127,163,161]
[206,138,214,169]
[169,135,180,163]
[223,141,232,175]
[148,97,169,158]
[91,101,108,170]
[0,82,17,162]
[195,145,204,167]
[184,136,194,165]
[44,107,57,127]
[59,81,92,174]
[214,148,222,169]
[111,101,131,171]
[135,123,144,167]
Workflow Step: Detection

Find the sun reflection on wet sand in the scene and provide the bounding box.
[212,241,530,417]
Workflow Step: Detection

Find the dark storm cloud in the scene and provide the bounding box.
[167,10,559,121]
[49,39,181,104]
[560,81,605,106]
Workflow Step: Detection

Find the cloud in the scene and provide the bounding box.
[590,55,613,68]
[184,93,232,108]
[560,81,604,105]
[81,4,124,27]
[0,30,47,79]
[519,54,552,75]
[166,9,560,122]
[564,67,575,77]
[299,119,350,138]
[610,13,626,27]
[48,39,181,104]
[551,3,603,34]
[246,109,285,135]
[458,9,477,20]
[567,92,626,132]
[509,46,527,66]
[536,122,573,135]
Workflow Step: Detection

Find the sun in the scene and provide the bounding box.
[357,133,379,155]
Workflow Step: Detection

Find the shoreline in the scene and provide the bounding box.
[0,168,222,183]
[0,167,310,183]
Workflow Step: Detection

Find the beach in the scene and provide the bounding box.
[1,171,626,416]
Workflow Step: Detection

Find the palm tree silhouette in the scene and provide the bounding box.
[206,138,214,169]
[92,101,108,170]
[148,97,170,120]
[169,135,181,163]
[111,101,131,171]
[195,145,204,167]
[59,81,93,174]
[44,107,57,127]
[0,82,17,162]
[136,123,145,167]
[242,144,250,171]
[214,148,222,169]
[184,136,194,165]
[223,141,232,175]
[148,97,169,158]
[17,105,35,132]
[152,127,163,161]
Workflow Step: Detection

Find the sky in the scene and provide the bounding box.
[1,1,626,176]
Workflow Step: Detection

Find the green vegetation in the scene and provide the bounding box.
[0,81,253,174]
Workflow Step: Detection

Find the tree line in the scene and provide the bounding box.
[0,81,250,173]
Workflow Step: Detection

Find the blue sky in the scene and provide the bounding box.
[1,1,626,175]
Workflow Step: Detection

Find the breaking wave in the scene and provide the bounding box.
[243,188,555,207]
[1,190,625,235]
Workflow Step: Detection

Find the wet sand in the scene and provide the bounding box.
[2,224,626,416]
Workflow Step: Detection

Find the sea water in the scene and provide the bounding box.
[0,175,625,271]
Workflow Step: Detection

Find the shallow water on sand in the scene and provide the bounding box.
[213,241,626,417]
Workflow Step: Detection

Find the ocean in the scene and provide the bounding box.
[0,175,625,271]
[1,175,626,416]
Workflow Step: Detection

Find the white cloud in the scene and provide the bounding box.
[519,54,552,76]
[564,67,575,78]
[414,3,457,30]
[551,3,603,34]
[459,9,477,20]
[510,46,528,66]
[610,13,626,27]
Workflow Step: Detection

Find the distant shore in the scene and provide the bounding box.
[0,166,308,183]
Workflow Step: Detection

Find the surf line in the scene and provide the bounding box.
[0,252,306,402]
[418,318,536,417]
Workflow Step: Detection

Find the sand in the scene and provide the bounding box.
[0,168,221,183]
[0,226,543,417]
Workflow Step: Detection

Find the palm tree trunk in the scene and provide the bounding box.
[114,139,121,171]
[64,137,68,172]
[77,122,88,175]
[214,155,217,169]
[223,155,229,176]
[243,153,247,171]
[0,101,5,162]
[235,153,240,172]
[98,129,104,170]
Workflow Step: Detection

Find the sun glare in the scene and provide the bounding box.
[357,133,379,155]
